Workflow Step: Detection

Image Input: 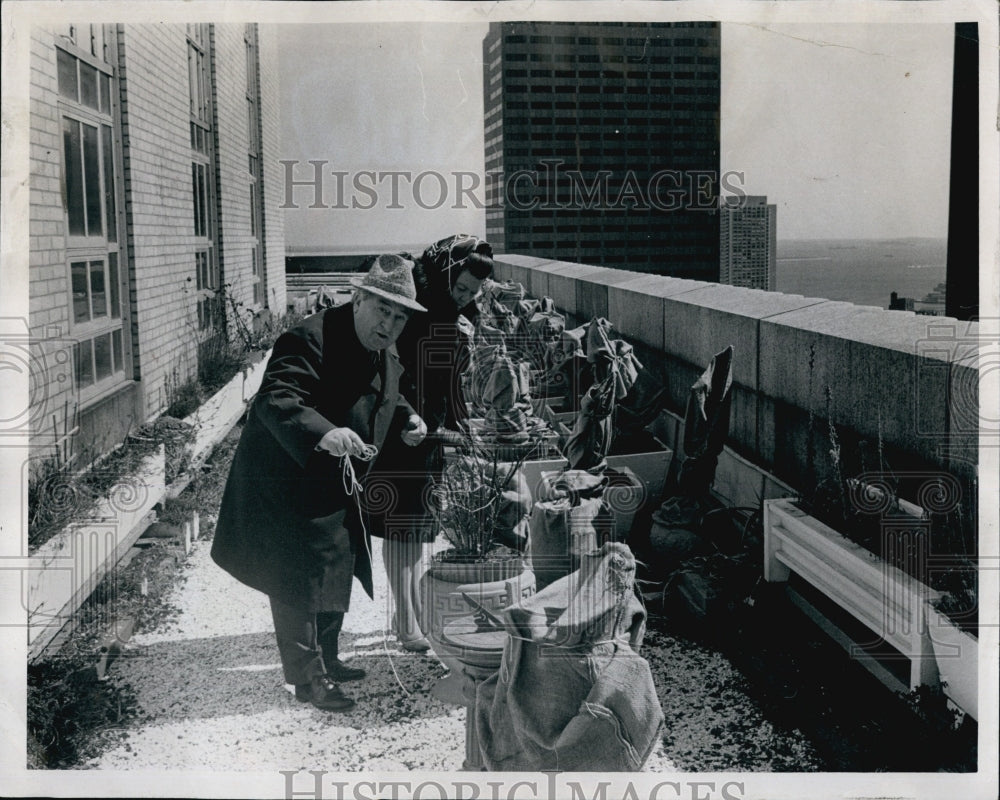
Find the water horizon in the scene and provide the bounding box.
[286,236,949,310]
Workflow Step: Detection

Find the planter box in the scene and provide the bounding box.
[458,418,561,462]
[528,464,644,540]
[538,404,673,506]
[184,348,271,467]
[927,604,978,721]
[764,498,940,694]
[520,446,671,516]
[26,446,166,660]
[540,405,576,442]
[609,446,672,509]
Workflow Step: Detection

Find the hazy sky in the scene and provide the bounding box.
[277,19,954,250]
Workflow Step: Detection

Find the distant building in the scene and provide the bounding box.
[28,22,286,464]
[719,195,776,290]
[482,21,721,280]
[889,291,915,311]
[888,282,946,315]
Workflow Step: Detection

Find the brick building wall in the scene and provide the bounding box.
[259,26,286,315]
[213,24,255,316]
[28,28,76,460]
[118,24,199,419]
[27,22,286,466]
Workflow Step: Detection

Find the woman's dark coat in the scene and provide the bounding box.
[362,260,471,541]
[211,302,415,613]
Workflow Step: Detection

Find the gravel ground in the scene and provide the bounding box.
[58,420,981,780]
[83,528,823,773]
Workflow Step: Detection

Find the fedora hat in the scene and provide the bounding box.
[352,254,427,312]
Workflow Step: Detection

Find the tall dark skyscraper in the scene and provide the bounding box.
[482,21,721,280]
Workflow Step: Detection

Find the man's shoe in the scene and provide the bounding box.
[399,636,431,653]
[294,674,355,712]
[326,659,366,682]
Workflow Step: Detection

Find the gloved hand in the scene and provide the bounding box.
[401,414,428,446]
[316,427,368,458]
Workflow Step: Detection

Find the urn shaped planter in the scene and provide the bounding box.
[417,552,535,704]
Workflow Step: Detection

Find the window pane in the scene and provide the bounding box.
[249,183,257,237]
[80,62,99,109]
[76,338,94,387]
[108,252,119,318]
[197,52,207,120]
[94,332,112,381]
[246,40,253,92]
[198,163,205,235]
[92,25,105,61]
[63,118,85,236]
[192,163,207,237]
[188,44,199,117]
[100,73,111,113]
[82,123,102,237]
[102,125,116,242]
[199,164,207,235]
[247,98,255,153]
[89,260,107,317]
[191,163,199,234]
[71,260,89,321]
[112,328,123,371]
[57,49,78,100]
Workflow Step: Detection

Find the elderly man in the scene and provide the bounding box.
[211,254,428,712]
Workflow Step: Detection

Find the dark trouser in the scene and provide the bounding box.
[269,596,344,686]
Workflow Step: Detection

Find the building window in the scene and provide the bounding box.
[246,23,265,308]
[57,30,128,402]
[187,23,219,331]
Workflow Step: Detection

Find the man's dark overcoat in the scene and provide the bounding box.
[211,302,415,612]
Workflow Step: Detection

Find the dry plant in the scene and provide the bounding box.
[430,432,529,561]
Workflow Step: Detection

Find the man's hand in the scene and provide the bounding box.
[401,414,428,446]
[316,427,368,458]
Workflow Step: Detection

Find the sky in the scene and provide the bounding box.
[276,19,954,251]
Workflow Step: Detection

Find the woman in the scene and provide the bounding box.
[365,234,494,650]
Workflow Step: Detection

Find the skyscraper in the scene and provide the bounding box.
[719,195,777,291]
[482,21,721,280]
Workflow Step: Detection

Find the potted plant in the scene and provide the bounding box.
[418,439,536,703]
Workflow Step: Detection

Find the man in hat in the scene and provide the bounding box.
[211,254,428,712]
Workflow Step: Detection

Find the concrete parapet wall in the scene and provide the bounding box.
[493,254,978,508]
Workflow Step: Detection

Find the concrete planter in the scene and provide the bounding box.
[26,445,166,660]
[522,449,669,538]
[926,603,978,720]
[417,554,535,704]
[459,418,561,462]
[763,497,940,695]
[183,348,271,468]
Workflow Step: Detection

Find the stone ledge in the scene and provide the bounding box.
[491,255,975,487]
